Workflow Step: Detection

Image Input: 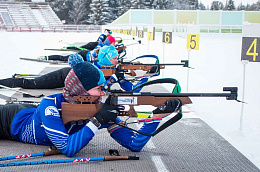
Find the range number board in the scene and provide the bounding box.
[162,32,172,44]
[241,37,260,62]
[187,34,199,50]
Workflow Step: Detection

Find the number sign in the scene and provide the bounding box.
[241,37,260,62]
[162,32,172,44]
[187,34,199,50]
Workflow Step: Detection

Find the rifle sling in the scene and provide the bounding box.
[113,112,182,137]
[152,112,182,136]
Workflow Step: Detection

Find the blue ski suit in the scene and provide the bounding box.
[10,93,160,157]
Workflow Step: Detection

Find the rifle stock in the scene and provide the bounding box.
[100,69,116,77]
[120,64,165,71]
[62,103,103,124]
[101,64,165,77]
[115,46,126,51]
[61,95,192,124]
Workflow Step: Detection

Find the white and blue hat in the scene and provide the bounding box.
[97,45,118,66]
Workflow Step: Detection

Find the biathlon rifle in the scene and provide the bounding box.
[61,78,238,133]
[102,55,190,77]
[117,59,189,76]
[115,40,142,52]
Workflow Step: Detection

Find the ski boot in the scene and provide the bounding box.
[37,56,47,61]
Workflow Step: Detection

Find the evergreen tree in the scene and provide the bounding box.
[210,1,224,10]
[248,1,260,11]
[172,0,192,10]
[224,0,235,10]
[47,0,73,24]
[198,2,206,10]
[245,4,252,10]
[237,3,246,11]
[154,0,169,9]
[89,0,112,25]
[81,0,93,24]
[130,0,153,9]
[117,0,131,16]
[189,0,199,9]
[166,0,177,9]
[131,0,143,9]
[108,0,121,21]
[69,0,87,24]
[142,0,157,9]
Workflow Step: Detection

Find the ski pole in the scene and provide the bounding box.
[0,84,44,98]
[0,149,61,161]
[0,155,139,167]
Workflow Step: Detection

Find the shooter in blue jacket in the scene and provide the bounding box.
[0,54,182,157]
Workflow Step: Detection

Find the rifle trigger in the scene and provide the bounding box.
[119,111,129,116]
[109,149,120,156]
[158,105,166,111]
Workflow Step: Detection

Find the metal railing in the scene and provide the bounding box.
[0,24,102,33]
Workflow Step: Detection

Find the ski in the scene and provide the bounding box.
[44,48,80,52]
[0,93,13,102]
[12,74,42,79]
[20,57,68,65]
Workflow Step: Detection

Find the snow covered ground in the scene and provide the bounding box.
[0,31,259,169]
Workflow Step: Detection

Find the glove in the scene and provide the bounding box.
[147,65,159,74]
[152,99,182,114]
[94,96,124,125]
[118,48,124,54]
[118,39,123,44]
[109,69,124,83]
[115,69,124,80]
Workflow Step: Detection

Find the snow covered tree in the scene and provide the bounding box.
[153,0,169,9]
[131,0,143,9]
[130,0,153,9]
[198,2,206,10]
[237,3,246,10]
[166,0,192,10]
[190,0,199,9]
[117,0,131,16]
[47,0,74,24]
[89,0,112,25]
[142,0,157,9]
[46,0,211,24]
[224,0,235,10]
[108,0,121,22]
[210,1,224,10]
[165,0,177,9]
[82,0,93,24]
[69,0,87,24]
[247,1,260,11]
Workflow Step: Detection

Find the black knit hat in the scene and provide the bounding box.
[68,53,105,91]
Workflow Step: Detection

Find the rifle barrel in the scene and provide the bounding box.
[134,63,185,66]
[110,87,238,100]
[133,92,231,97]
